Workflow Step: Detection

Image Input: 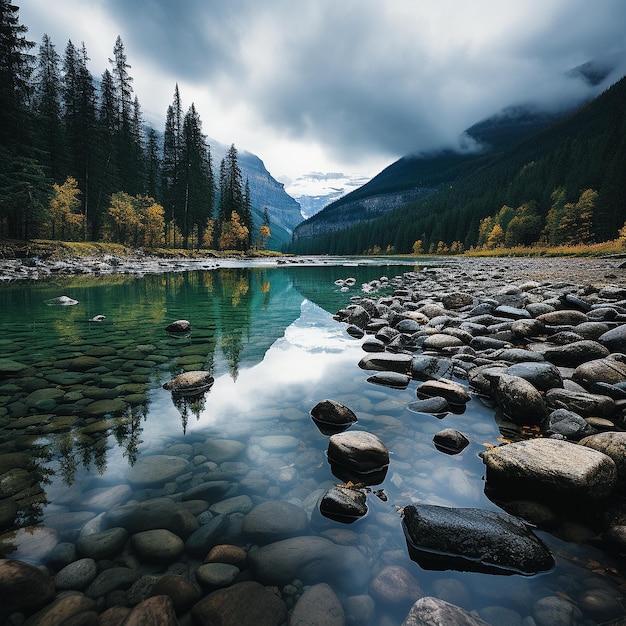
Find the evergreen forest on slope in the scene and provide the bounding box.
[290,75,626,255]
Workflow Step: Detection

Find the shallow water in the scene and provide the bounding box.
[0,259,625,624]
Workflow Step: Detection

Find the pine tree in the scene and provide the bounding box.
[162,84,183,246]
[217,144,245,249]
[33,33,66,181]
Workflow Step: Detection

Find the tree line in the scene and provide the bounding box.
[290,73,626,256]
[0,1,268,250]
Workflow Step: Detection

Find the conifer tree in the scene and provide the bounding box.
[162,84,183,246]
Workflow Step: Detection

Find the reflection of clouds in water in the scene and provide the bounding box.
[187,300,362,429]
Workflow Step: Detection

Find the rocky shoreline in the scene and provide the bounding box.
[2,255,626,625]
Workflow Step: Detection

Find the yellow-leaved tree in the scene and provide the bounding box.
[47,177,83,240]
[218,211,249,250]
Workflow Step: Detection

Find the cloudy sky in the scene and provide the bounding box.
[18,0,626,194]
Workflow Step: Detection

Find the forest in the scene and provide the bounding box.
[289,73,626,256]
[0,1,269,251]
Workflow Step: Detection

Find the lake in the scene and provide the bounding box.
[0,258,624,624]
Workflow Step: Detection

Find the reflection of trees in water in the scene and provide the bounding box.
[172,392,207,434]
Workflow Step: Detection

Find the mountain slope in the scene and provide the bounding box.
[290,75,626,254]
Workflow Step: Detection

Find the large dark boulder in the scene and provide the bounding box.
[401,504,554,576]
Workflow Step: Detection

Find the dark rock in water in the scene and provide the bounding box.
[162,370,214,395]
[433,428,470,454]
[290,583,346,626]
[123,596,178,626]
[401,504,554,575]
[494,374,547,425]
[375,325,400,344]
[242,500,309,542]
[369,564,423,607]
[342,304,370,329]
[546,408,596,441]
[367,371,411,389]
[328,431,389,475]
[395,318,421,333]
[0,559,56,615]
[407,396,450,416]
[345,324,365,339]
[310,399,357,434]
[543,340,610,367]
[506,361,563,392]
[491,348,545,363]
[546,330,584,345]
[125,454,190,487]
[482,438,617,504]
[358,353,412,373]
[247,536,369,589]
[164,319,191,333]
[191,581,288,626]
[416,379,470,405]
[545,388,616,417]
[411,355,455,381]
[361,337,386,352]
[319,485,368,522]
[495,305,531,320]
[402,596,491,626]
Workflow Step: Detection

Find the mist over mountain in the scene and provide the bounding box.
[293,51,626,242]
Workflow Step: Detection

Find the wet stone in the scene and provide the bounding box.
[327,431,389,474]
[319,485,368,522]
[290,583,346,626]
[0,558,56,614]
[416,379,470,405]
[407,396,450,416]
[195,562,240,591]
[547,409,595,440]
[54,557,97,590]
[76,527,129,560]
[199,439,245,463]
[84,566,140,599]
[242,500,309,541]
[367,371,411,389]
[433,429,470,454]
[402,597,491,626]
[131,528,184,563]
[151,573,201,615]
[125,454,190,487]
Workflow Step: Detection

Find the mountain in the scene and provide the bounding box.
[209,139,303,249]
[290,73,626,254]
[293,52,626,244]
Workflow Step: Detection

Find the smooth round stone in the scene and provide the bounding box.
[24,387,65,409]
[416,379,470,405]
[85,567,140,599]
[506,361,563,392]
[54,557,97,590]
[82,398,128,416]
[319,485,368,521]
[18,593,97,625]
[200,439,245,463]
[422,333,465,350]
[369,565,423,605]
[185,515,231,559]
[209,494,253,516]
[77,484,132,511]
[242,500,309,540]
[580,431,626,482]
[433,429,470,454]
[191,581,287,626]
[123,595,178,625]
[257,435,300,451]
[533,594,584,626]
[344,595,375,626]
[195,562,240,590]
[0,467,35,497]
[0,558,56,614]
[538,310,589,325]
[151,574,201,614]
[131,529,184,563]
[328,430,389,474]
[204,544,247,567]
[407,396,450,415]
[126,454,190,487]
[76,527,129,560]
[44,510,96,541]
[290,583,345,626]
[0,358,29,374]
[579,589,624,622]
[45,541,77,570]
[310,399,358,428]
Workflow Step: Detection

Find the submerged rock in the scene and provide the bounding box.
[327,431,389,474]
[310,399,358,434]
[401,504,554,575]
[319,485,368,522]
[402,596,491,626]
[162,370,214,395]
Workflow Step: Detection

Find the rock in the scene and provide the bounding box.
[367,371,411,389]
[319,485,368,522]
[248,535,369,589]
[410,356,455,381]
[151,574,201,614]
[580,431,626,485]
[482,438,617,504]
[185,514,230,558]
[546,409,595,440]
[422,333,465,351]
[165,319,191,333]
[361,337,386,352]
[290,583,346,626]
[76,527,128,560]
[543,340,610,367]
[538,310,589,325]
[125,455,190,487]
[78,484,132,511]
[84,566,140,599]
[162,370,213,395]
[45,295,78,305]
[407,397,450,416]
[341,305,370,329]
[358,353,412,373]
[195,562,240,591]
[369,565,422,607]
[311,399,358,434]
[199,439,245,463]
[242,500,309,541]
[599,324,626,352]
[494,374,547,425]
[572,355,626,393]
[402,596,492,626]
[506,361,563,392]
[401,504,554,575]
[328,431,389,474]
[532,595,583,626]
[204,544,247,567]
[0,559,55,615]
[81,398,128,416]
[191,580,288,626]
[416,379,470,406]
[22,594,97,626]
[0,525,58,563]
[345,324,365,338]
[545,388,616,417]
[123,595,179,626]
[433,429,470,454]
[511,318,546,338]
[131,529,184,563]
[54,557,97,590]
